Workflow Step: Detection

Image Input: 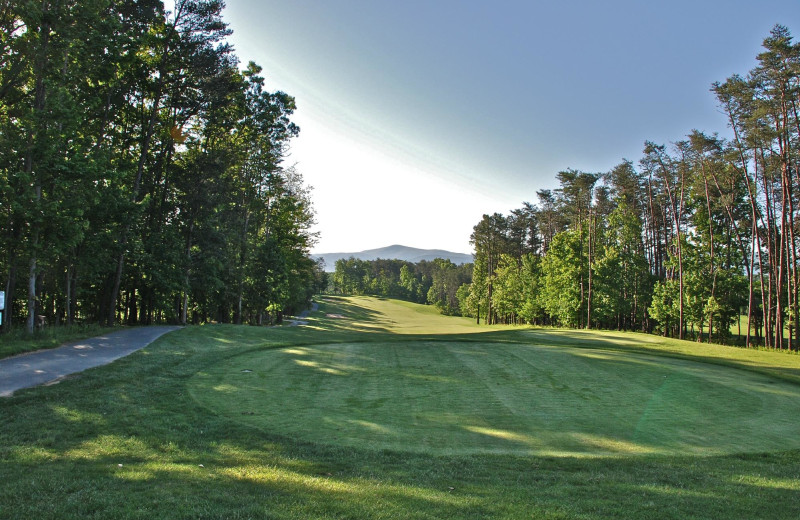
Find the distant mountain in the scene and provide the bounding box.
[314,245,474,272]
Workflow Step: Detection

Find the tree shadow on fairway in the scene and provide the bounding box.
[4,387,800,519]
[520,328,800,385]
[1,377,494,518]
[301,296,393,335]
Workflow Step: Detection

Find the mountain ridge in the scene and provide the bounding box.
[314,244,473,272]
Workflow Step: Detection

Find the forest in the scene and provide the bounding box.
[0,0,323,333]
[330,257,471,315]
[464,25,800,349]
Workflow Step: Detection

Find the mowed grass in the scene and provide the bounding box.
[1,296,799,519]
[304,295,505,335]
[190,340,800,457]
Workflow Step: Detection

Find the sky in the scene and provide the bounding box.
[220,1,800,255]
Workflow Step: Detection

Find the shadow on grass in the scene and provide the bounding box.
[3,377,800,519]
[519,328,800,385]
[276,296,800,392]
[301,296,393,335]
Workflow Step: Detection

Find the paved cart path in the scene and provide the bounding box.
[0,326,181,397]
[285,302,319,326]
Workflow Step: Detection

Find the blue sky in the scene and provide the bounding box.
[221,1,800,254]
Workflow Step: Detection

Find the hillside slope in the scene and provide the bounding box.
[314,244,473,271]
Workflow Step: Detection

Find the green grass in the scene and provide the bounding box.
[190,340,800,457]
[2,295,800,519]
[307,295,505,335]
[0,323,116,359]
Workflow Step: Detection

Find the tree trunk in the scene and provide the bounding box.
[24,4,50,334]
[108,244,125,326]
[108,76,165,327]
[65,264,72,325]
[4,265,16,332]
[699,159,716,343]
[26,256,37,333]
[180,221,194,326]
[586,211,593,329]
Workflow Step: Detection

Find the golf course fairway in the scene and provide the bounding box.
[189,296,800,457]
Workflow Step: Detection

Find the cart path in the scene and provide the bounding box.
[0,326,181,397]
[285,302,319,326]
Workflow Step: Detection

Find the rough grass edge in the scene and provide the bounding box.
[0,323,117,359]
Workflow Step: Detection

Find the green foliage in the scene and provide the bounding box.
[455,282,474,318]
[425,258,472,315]
[541,228,585,327]
[650,279,679,336]
[0,1,317,331]
[331,257,472,315]
[594,201,652,329]
[517,253,545,323]
[490,254,524,323]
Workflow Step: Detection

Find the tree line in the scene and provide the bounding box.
[1,0,321,332]
[464,25,800,349]
[331,257,472,316]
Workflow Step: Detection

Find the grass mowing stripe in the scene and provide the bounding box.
[189,336,800,457]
